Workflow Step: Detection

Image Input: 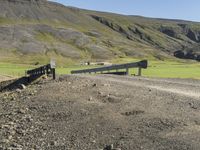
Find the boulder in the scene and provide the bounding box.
[174,50,185,59]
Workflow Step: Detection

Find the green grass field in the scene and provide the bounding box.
[0,60,200,79]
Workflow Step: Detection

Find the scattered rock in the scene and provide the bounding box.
[49,141,58,146]
[189,102,198,109]
[104,144,116,150]
[11,97,16,101]
[17,109,26,114]
[42,75,48,79]
[11,143,23,148]
[103,84,110,87]
[104,144,114,150]
[88,96,93,101]
[25,115,33,122]
[122,110,145,116]
[93,83,97,87]
[91,140,96,143]
[98,91,103,95]
[2,139,10,144]
[8,135,13,140]
[16,89,22,93]
[20,84,26,90]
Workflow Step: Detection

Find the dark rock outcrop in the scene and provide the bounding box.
[174,50,185,59]
[174,50,200,61]
[186,29,200,42]
[91,15,130,38]
[160,27,177,38]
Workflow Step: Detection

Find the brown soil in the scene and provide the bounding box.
[0,74,200,150]
[0,75,14,82]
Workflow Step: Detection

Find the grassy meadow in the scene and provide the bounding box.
[0,59,200,79]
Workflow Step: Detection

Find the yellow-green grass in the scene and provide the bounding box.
[142,61,200,79]
[0,62,34,77]
[0,60,200,79]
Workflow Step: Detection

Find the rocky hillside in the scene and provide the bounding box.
[1,0,200,64]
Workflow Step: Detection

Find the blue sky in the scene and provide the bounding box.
[50,0,200,22]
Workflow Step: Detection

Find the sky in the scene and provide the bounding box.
[50,0,200,22]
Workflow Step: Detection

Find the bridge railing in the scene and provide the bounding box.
[26,61,56,81]
[71,60,148,76]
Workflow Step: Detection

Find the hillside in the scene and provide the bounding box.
[0,0,200,65]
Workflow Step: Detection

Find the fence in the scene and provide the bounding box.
[26,63,56,81]
[71,60,148,76]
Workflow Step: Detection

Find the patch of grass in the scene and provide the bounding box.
[35,32,57,43]
[0,62,34,77]
[142,60,200,79]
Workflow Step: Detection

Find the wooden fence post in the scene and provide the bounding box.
[126,68,129,75]
[138,67,142,76]
[52,68,56,80]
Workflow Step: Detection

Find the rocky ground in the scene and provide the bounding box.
[0,74,200,150]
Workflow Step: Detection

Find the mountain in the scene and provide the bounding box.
[0,0,200,65]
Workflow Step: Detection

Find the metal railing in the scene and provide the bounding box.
[26,62,56,80]
[71,60,148,76]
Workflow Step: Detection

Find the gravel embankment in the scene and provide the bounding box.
[0,75,200,150]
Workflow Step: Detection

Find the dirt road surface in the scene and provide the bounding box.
[0,75,200,150]
[0,75,14,82]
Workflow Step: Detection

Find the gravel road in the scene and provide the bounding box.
[0,75,14,82]
[0,74,200,150]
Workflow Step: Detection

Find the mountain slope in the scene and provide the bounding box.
[0,0,200,65]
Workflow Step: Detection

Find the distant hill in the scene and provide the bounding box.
[0,0,200,65]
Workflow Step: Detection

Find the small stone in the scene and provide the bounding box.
[30,93,34,96]
[16,89,22,93]
[18,109,26,114]
[88,97,93,101]
[26,115,33,122]
[8,135,13,140]
[9,130,16,135]
[20,84,26,90]
[42,75,48,79]
[50,141,58,146]
[2,139,9,143]
[189,102,198,109]
[11,97,16,101]
[104,144,114,150]
[103,84,110,87]
[93,83,97,87]
[8,122,15,126]
[11,143,22,148]
[98,91,103,95]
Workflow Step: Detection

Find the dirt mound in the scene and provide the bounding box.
[0,75,200,149]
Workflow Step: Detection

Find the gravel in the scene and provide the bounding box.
[0,74,200,149]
